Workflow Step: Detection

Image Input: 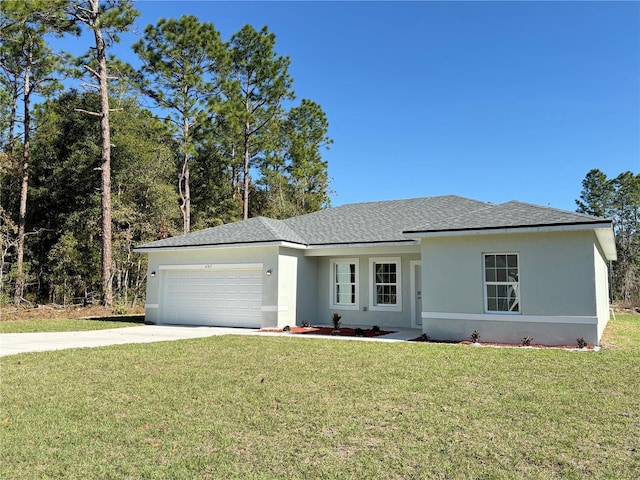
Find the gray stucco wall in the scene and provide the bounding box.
[293,253,319,325]
[315,252,421,329]
[420,230,607,346]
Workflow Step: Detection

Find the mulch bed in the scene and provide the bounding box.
[410,336,596,350]
[261,326,395,337]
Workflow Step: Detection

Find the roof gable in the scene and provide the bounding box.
[138,216,307,249]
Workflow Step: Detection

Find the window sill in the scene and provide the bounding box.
[369,305,402,313]
[330,304,360,311]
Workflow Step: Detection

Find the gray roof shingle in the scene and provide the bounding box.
[403,201,610,234]
[136,196,610,250]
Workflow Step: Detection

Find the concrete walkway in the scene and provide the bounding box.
[0,325,421,357]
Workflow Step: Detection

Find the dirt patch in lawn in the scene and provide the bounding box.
[261,326,395,338]
[1,304,145,322]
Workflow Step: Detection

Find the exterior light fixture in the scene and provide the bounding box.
[266,269,272,276]
[150,271,156,278]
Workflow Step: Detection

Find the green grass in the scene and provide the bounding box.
[0,316,145,333]
[1,316,639,479]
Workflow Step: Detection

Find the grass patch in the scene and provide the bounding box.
[1,316,638,479]
[0,315,145,333]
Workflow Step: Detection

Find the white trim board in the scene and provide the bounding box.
[422,311,598,325]
[159,263,263,271]
[261,305,289,312]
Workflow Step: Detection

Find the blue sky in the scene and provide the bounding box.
[58,1,639,211]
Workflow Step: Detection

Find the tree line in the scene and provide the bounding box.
[0,1,332,307]
[576,169,640,305]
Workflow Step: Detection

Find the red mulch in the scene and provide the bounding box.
[261,326,395,337]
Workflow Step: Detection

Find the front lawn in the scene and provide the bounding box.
[1,315,638,479]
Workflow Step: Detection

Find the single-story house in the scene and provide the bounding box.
[135,195,616,346]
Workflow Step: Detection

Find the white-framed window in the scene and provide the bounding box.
[483,253,520,313]
[330,259,359,310]
[369,257,402,312]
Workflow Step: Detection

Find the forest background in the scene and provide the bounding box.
[1,1,638,309]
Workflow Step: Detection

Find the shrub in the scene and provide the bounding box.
[470,330,480,343]
[522,336,533,347]
[332,313,342,330]
[355,327,364,337]
[577,337,588,349]
[372,325,381,333]
[112,304,129,315]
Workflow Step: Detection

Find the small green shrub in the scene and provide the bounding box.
[112,304,129,316]
[332,313,342,330]
[470,330,480,343]
[521,336,533,347]
[372,325,381,333]
[577,337,588,349]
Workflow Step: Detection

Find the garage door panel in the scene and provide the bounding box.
[161,267,263,327]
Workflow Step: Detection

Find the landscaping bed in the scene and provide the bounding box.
[411,335,597,350]
[261,325,395,337]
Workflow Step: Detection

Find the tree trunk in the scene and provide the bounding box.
[13,41,32,304]
[242,120,250,220]
[179,117,190,233]
[93,5,113,307]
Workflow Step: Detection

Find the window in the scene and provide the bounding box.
[484,253,519,313]
[370,258,402,311]
[330,259,359,310]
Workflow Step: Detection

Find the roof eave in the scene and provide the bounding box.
[306,240,420,249]
[134,240,308,253]
[403,221,613,238]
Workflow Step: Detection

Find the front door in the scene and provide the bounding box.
[411,261,422,328]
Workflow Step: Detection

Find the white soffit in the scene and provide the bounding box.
[595,228,617,261]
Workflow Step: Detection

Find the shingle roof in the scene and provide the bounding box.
[137,216,307,249]
[135,195,611,250]
[284,195,488,245]
[403,200,610,234]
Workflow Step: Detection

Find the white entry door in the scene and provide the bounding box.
[161,266,263,327]
[411,261,422,328]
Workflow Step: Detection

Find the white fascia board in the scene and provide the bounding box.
[403,222,614,239]
[134,241,306,254]
[159,263,263,271]
[304,241,421,257]
[422,311,598,325]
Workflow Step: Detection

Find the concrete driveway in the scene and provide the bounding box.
[0,325,420,357]
[0,325,260,357]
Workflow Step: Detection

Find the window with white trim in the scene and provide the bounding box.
[330,259,359,310]
[369,258,402,312]
[484,253,520,313]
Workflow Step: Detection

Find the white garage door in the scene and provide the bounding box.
[161,266,263,327]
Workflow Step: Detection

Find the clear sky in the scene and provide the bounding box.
[58,0,640,211]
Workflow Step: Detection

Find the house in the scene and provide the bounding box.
[134,195,616,346]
